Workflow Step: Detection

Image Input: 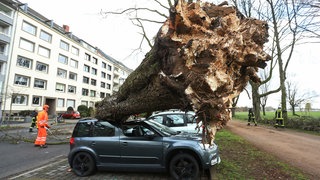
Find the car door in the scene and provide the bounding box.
[89,121,121,164]
[120,124,164,167]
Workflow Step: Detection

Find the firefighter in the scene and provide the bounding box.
[34,105,50,148]
[275,107,284,128]
[29,109,38,132]
[247,108,257,126]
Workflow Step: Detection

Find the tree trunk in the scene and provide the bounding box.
[95,0,270,143]
[251,82,261,122]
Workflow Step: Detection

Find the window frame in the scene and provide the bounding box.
[55,83,66,92]
[16,56,32,69]
[14,74,30,86]
[22,21,36,35]
[38,46,51,58]
[39,30,52,42]
[34,78,47,89]
[58,54,68,64]
[60,40,69,51]
[57,68,67,79]
[35,62,48,73]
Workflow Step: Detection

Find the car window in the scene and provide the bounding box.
[149,115,163,124]
[122,124,151,137]
[167,114,184,126]
[92,121,115,137]
[73,121,93,137]
[186,114,196,123]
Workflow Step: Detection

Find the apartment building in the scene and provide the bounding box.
[0,1,132,117]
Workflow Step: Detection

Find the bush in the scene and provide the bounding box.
[77,105,89,118]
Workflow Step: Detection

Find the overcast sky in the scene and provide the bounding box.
[21,0,320,109]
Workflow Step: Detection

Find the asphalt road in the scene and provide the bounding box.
[0,141,69,179]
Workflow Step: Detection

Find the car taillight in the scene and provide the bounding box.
[69,137,75,145]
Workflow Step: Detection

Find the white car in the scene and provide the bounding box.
[147,110,202,133]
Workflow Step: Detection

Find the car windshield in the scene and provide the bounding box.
[145,119,178,136]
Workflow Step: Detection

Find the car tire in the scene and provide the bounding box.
[169,153,199,180]
[72,152,96,177]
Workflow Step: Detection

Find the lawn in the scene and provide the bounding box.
[211,129,309,179]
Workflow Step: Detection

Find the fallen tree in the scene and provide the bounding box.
[95,0,270,144]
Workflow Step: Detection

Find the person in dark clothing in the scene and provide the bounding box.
[29,109,38,132]
[247,108,257,126]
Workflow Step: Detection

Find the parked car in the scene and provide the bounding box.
[61,111,81,119]
[147,110,202,133]
[68,118,220,179]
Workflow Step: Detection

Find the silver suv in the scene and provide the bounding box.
[68,118,220,179]
[147,110,201,133]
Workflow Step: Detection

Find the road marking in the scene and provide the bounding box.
[8,155,67,180]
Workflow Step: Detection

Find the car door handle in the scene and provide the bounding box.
[91,141,96,146]
[122,142,128,146]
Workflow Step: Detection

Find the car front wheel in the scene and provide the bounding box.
[169,153,200,180]
[72,152,96,177]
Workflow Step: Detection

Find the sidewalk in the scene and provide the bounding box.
[0,119,78,144]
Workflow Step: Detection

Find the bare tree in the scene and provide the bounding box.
[233,0,320,122]
[286,80,318,116]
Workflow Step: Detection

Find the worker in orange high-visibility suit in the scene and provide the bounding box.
[34,104,50,148]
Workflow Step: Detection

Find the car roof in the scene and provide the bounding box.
[151,110,195,116]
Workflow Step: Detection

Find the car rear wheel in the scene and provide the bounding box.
[72,152,96,177]
[169,153,199,180]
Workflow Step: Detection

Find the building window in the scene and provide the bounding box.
[101,82,106,88]
[57,98,64,107]
[40,30,52,42]
[70,59,78,68]
[69,72,77,81]
[34,79,46,89]
[67,99,75,108]
[19,38,34,52]
[91,68,97,75]
[32,96,41,105]
[71,46,79,56]
[38,46,50,58]
[90,90,96,97]
[100,92,105,98]
[82,88,88,96]
[91,79,96,86]
[107,83,111,90]
[14,74,30,86]
[85,53,91,61]
[57,68,67,78]
[36,62,48,73]
[102,62,106,69]
[83,76,89,84]
[84,65,90,72]
[101,72,106,78]
[60,40,69,51]
[81,100,88,106]
[56,83,66,92]
[58,54,68,64]
[22,21,36,35]
[16,56,32,69]
[68,85,76,94]
[12,94,28,105]
[89,101,94,107]
[92,57,98,64]
[107,74,112,80]
[0,42,5,55]
[107,65,112,71]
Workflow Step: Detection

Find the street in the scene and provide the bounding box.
[0,138,69,178]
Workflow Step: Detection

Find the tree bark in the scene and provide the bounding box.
[95,0,270,143]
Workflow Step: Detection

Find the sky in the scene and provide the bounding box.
[21,0,320,109]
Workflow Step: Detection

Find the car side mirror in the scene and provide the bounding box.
[145,131,155,138]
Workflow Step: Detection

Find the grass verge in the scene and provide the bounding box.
[211,129,309,179]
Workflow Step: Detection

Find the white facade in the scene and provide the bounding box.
[0,1,132,116]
